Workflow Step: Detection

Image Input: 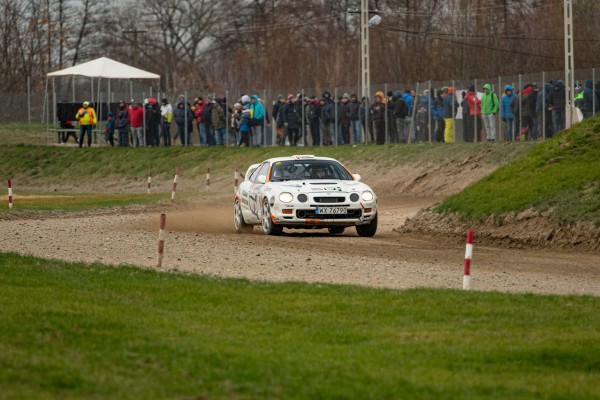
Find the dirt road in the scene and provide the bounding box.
[2,195,598,296]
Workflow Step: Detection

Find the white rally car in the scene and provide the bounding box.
[234,155,377,236]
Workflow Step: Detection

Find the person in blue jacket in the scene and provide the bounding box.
[501,85,516,141]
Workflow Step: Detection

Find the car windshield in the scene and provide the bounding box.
[270,160,353,182]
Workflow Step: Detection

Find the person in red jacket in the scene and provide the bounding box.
[464,86,482,142]
[128,100,144,147]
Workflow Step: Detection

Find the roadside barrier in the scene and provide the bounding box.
[234,166,239,193]
[171,166,179,202]
[463,227,474,290]
[157,213,166,268]
[147,175,152,194]
[8,179,13,209]
[206,167,210,188]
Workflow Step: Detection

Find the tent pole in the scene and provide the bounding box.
[97,77,101,145]
[52,77,57,144]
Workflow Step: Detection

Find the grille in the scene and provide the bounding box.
[313,196,345,203]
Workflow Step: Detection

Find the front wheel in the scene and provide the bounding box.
[261,199,283,235]
[234,199,253,233]
[356,214,377,237]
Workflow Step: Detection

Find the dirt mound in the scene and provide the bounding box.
[397,208,600,252]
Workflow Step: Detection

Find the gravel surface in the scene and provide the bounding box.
[2,196,599,296]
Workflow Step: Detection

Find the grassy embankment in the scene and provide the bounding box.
[0,122,534,212]
[437,116,600,226]
[1,252,599,399]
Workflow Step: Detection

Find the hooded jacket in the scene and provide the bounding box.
[442,92,457,119]
[250,95,265,121]
[174,101,194,124]
[464,90,481,116]
[548,81,566,111]
[481,84,499,115]
[582,80,598,113]
[501,86,516,119]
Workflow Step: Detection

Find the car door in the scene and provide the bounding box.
[245,162,270,224]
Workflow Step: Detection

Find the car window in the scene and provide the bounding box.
[270,160,352,181]
[252,162,270,183]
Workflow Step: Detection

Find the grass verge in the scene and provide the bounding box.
[0,142,534,191]
[437,116,600,225]
[0,191,200,213]
[1,252,599,399]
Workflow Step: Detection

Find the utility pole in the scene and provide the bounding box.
[360,0,370,101]
[123,29,147,67]
[564,0,575,128]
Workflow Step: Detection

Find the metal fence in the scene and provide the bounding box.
[2,67,598,146]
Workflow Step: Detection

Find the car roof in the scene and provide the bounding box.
[262,155,338,164]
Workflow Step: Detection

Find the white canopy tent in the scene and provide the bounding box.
[45,57,161,145]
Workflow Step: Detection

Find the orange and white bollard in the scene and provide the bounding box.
[463,227,474,290]
[147,175,152,194]
[206,167,211,188]
[157,213,166,268]
[171,166,180,202]
[8,179,13,210]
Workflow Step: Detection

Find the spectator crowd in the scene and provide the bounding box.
[66,79,600,147]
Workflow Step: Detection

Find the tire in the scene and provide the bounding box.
[234,199,253,233]
[261,198,283,235]
[356,214,378,237]
[328,227,345,235]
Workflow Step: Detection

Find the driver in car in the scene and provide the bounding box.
[312,165,327,179]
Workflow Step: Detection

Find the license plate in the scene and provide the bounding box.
[316,207,347,215]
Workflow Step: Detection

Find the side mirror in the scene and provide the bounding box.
[257,175,267,184]
[353,173,362,181]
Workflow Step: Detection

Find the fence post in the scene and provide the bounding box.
[518,74,522,141]
[184,91,188,147]
[171,166,180,202]
[473,79,478,143]
[593,68,596,119]
[498,76,502,142]
[334,87,338,146]
[384,83,388,144]
[452,79,456,143]
[263,88,268,147]
[427,80,432,143]
[542,71,546,140]
[8,179,13,210]
[27,76,31,125]
[225,89,229,146]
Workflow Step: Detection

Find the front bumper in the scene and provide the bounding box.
[270,200,377,228]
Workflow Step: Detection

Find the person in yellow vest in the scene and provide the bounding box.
[75,101,97,147]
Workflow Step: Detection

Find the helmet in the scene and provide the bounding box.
[82,101,90,107]
[312,165,327,179]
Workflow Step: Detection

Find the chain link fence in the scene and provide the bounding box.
[2,67,598,146]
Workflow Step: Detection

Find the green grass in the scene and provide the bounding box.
[1,252,599,399]
[437,116,600,225]
[0,140,534,191]
[0,191,200,213]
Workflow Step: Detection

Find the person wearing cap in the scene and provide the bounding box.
[441,87,458,143]
[338,93,351,145]
[144,98,161,146]
[464,86,482,142]
[160,98,173,147]
[582,80,599,120]
[212,98,228,146]
[348,94,361,145]
[272,95,285,145]
[281,94,301,146]
[481,84,500,142]
[75,101,97,147]
[307,96,321,146]
[200,94,215,146]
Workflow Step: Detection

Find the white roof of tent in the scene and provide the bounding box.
[47,57,160,79]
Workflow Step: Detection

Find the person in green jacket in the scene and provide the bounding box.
[481,83,499,142]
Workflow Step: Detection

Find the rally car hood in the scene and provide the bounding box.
[270,180,370,194]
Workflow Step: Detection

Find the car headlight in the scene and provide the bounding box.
[361,191,374,201]
[279,192,293,203]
